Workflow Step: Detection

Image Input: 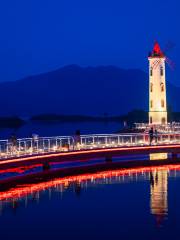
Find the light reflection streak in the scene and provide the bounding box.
[0,165,178,201]
[0,164,42,175]
[0,164,180,221]
[149,154,168,224]
[150,170,168,225]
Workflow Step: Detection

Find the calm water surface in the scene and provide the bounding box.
[0,121,121,139]
[1,166,180,240]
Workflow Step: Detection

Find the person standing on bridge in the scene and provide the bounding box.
[9,133,17,153]
[154,129,158,144]
[149,127,154,145]
[31,133,39,151]
[74,130,81,150]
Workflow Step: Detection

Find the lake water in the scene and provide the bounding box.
[1,165,180,240]
[0,121,122,139]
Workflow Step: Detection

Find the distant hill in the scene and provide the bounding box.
[30,110,148,124]
[0,117,25,128]
[0,65,178,116]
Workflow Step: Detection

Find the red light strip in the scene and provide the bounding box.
[0,144,180,166]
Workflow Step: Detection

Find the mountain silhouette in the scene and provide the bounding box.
[0,65,178,116]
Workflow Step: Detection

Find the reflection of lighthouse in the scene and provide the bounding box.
[150,170,168,225]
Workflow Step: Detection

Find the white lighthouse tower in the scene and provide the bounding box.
[148,42,167,125]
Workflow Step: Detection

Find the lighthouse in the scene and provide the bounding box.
[148,42,167,125]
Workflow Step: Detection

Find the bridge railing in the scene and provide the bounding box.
[1,133,180,160]
[0,136,75,159]
[135,122,180,132]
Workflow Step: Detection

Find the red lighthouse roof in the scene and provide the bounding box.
[149,41,165,58]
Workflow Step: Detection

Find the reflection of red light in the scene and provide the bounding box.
[0,164,180,201]
[0,164,41,174]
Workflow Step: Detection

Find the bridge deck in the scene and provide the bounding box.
[1,143,180,169]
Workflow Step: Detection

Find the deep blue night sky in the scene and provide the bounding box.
[0,0,179,85]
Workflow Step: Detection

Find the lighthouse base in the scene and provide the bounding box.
[149,111,167,125]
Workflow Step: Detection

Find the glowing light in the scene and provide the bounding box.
[0,144,180,167]
[0,164,180,202]
[150,153,168,160]
[52,145,57,151]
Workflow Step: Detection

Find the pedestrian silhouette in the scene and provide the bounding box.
[154,129,158,143]
[149,127,154,145]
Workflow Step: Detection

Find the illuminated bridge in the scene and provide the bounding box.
[1,133,180,169]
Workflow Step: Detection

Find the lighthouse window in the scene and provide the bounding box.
[161,83,164,92]
[150,67,153,76]
[161,99,164,108]
[150,100,153,108]
[160,66,163,76]
[150,83,153,92]
[150,117,152,123]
